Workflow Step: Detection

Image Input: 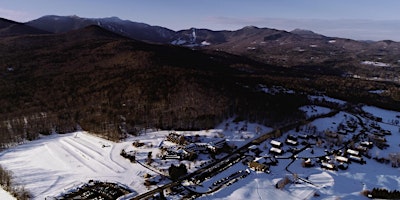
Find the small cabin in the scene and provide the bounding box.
[372,136,386,143]
[270,140,283,148]
[321,162,336,170]
[208,138,226,149]
[338,162,348,170]
[303,158,315,168]
[346,149,360,156]
[287,134,297,141]
[269,147,283,155]
[308,134,318,139]
[248,145,259,151]
[360,141,373,148]
[382,130,391,135]
[373,131,385,137]
[349,155,366,164]
[184,143,197,152]
[335,156,349,163]
[285,139,298,146]
[298,134,308,139]
[355,145,368,153]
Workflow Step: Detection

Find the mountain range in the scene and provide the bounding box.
[2,15,394,76]
[0,15,399,146]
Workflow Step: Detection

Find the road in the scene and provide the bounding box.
[131,110,340,199]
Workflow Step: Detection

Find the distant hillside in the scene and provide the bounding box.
[290,28,327,39]
[25,15,400,80]
[0,18,48,37]
[26,15,176,43]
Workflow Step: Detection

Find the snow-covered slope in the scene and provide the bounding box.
[0,187,15,200]
[0,132,156,199]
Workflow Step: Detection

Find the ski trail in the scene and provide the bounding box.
[59,140,97,173]
[61,138,121,173]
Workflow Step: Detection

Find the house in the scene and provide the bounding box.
[197,144,209,152]
[308,134,318,139]
[303,158,315,168]
[184,143,197,152]
[338,162,348,170]
[372,131,385,137]
[372,135,386,143]
[355,145,368,153]
[335,156,349,163]
[318,156,331,163]
[207,138,226,151]
[298,134,308,139]
[349,155,366,164]
[360,141,373,148]
[346,149,360,156]
[166,132,186,145]
[382,130,391,135]
[285,139,298,146]
[242,155,255,164]
[287,134,297,141]
[264,157,278,166]
[248,145,259,151]
[270,140,283,148]
[321,162,336,170]
[248,161,270,173]
[269,147,283,155]
[176,149,190,158]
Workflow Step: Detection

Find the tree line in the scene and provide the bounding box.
[0,165,31,199]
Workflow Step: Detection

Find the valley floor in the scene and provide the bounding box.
[0,99,399,199]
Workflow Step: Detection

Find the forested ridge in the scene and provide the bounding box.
[0,25,399,148]
[0,26,307,146]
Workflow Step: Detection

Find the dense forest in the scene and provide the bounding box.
[0,165,30,199]
[0,25,399,148]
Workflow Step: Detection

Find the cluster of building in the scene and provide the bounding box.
[311,145,372,171]
[248,161,270,173]
[162,132,227,161]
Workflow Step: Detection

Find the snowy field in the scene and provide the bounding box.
[0,132,159,199]
[299,105,332,119]
[363,105,400,124]
[0,105,399,199]
[0,187,15,200]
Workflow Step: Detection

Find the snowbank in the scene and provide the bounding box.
[0,187,16,200]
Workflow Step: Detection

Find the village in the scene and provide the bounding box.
[113,99,400,199]
[1,96,400,200]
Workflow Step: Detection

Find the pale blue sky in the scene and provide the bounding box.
[1,0,400,41]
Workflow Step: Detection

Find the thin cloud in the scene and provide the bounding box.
[0,8,32,22]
